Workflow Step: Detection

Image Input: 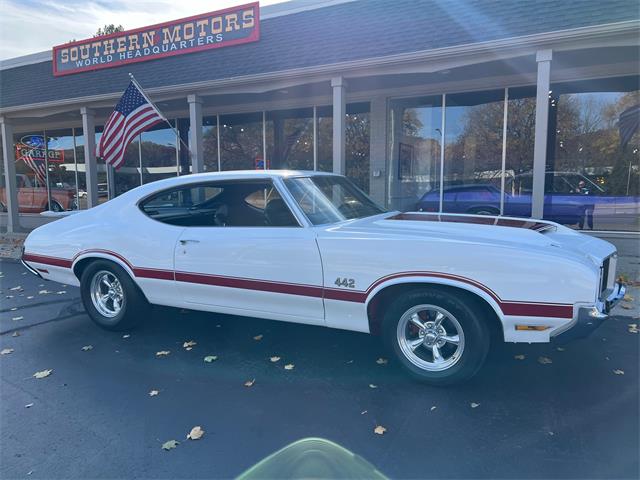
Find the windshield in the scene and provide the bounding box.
[284,176,386,225]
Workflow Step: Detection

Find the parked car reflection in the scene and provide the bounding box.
[0,174,77,213]
[416,171,640,230]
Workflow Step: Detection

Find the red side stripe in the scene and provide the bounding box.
[501,302,573,318]
[175,271,324,298]
[22,253,73,268]
[22,251,574,318]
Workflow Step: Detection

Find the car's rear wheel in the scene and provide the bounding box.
[468,206,499,216]
[45,200,64,212]
[80,260,147,331]
[382,288,490,385]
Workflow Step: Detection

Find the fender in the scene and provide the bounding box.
[72,249,138,280]
[364,272,505,322]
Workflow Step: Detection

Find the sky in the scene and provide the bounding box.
[0,0,288,61]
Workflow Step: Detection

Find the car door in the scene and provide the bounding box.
[172,179,325,325]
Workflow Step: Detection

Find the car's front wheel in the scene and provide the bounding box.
[382,288,490,385]
[80,260,147,331]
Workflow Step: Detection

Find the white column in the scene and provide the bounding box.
[532,49,552,219]
[81,107,98,208]
[188,94,203,173]
[0,117,20,232]
[331,77,347,175]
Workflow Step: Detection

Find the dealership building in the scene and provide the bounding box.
[1,0,639,238]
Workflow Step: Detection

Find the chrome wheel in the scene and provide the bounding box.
[90,270,125,318]
[396,304,465,372]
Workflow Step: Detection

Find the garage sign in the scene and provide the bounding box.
[52,2,259,76]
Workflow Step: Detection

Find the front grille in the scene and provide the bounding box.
[601,257,611,296]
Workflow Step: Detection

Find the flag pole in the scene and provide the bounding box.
[128,73,192,162]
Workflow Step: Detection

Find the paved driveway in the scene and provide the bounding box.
[1,258,638,479]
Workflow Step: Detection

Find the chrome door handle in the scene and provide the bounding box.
[179,239,200,245]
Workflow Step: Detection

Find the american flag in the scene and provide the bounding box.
[16,147,47,185]
[97,81,164,169]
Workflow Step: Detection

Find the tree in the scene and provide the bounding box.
[94,24,124,37]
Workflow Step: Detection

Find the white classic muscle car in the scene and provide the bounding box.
[22,171,625,384]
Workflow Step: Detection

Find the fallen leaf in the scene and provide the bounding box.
[269,356,281,363]
[538,356,553,365]
[368,383,378,389]
[156,351,170,357]
[470,402,480,408]
[376,357,388,365]
[628,323,639,334]
[56,291,66,295]
[284,363,295,370]
[183,340,197,348]
[81,345,93,351]
[244,379,255,387]
[374,425,387,435]
[12,316,23,321]
[26,296,34,300]
[253,334,263,341]
[187,426,205,440]
[430,406,437,411]
[185,347,193,351]
[623,294,634,302]
[9,286,22,291]
[38,290,50,295]
[361,410,368,415]
[10,307,17,311]
[1,348,14,355]
[613,369,625,375]
[122,334,131,339]
[556,347,565,352]
[149,390,159,396]
[12,332,20,337]
[25,403,34,408]
[621,303,633,310]
[161,440,179,451]
[33,369,52,379]
[203,355,218,363]
[514,354,525,360]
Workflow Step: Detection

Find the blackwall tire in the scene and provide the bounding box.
[80,260,147,331]
[382,288,490,385]
[46,201,64,212]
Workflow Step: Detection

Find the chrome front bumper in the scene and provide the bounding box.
[553,282,626,344]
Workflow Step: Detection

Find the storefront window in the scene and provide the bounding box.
[220,112,264,170]
[316,106,333,173]
[94,129,111,204]
[389,95,443,212]
[114,134,141,196]
[265,107,314,170]
[314,103,371,192]
[503,87,537,218]
[546,77,639,231]
[441,90,505,214]
[46,129,80,212]
[12,131,67,213]
[203,116,219,172]
[141,122,178,184]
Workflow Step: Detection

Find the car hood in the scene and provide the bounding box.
[328,212,616,265]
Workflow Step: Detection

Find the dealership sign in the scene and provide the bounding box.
[52,2,259,76]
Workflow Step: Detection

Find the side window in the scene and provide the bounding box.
[140,181,299,227]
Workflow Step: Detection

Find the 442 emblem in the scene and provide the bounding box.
[334,277,356,289]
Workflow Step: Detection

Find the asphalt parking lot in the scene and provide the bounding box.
[1,258,638,479]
